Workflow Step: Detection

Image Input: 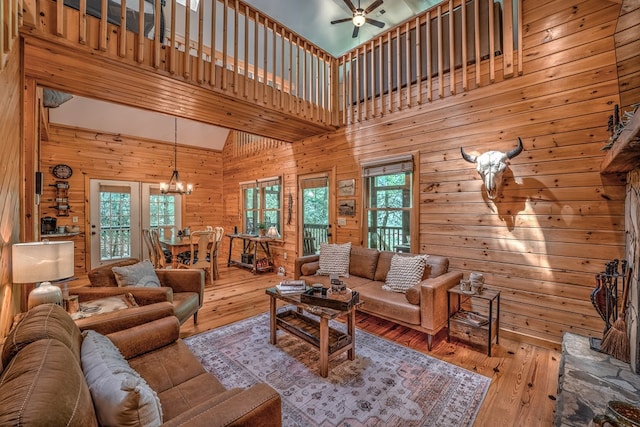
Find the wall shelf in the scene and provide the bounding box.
[601,109,640,173]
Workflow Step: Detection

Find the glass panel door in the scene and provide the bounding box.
[299,174,332,255]
[90,180,141,268]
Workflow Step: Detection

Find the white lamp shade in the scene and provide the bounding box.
[12,241,75,283]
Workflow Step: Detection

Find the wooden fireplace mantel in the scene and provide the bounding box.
[601,108,640,174]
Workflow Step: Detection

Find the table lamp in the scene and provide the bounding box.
[12,240,74,310]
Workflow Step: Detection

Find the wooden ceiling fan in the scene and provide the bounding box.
[330,0,385,38]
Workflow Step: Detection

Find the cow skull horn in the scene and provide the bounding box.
[506,137,524,160]
[460,138,524,200]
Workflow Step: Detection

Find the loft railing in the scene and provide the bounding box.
[19,0,521,127]
[1,0,20,68]
[21,0,338,126]
[338,0,521,123]
[368,225,406,252]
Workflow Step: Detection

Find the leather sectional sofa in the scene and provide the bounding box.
[0,304,281,426]
[295,246,462,349]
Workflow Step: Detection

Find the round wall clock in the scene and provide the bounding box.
[52,164,73,179]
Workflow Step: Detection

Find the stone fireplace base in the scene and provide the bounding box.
[555,333,640,426]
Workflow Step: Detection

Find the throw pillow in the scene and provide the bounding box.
[382,254,428,293]
[112,260,161,287]
[316,242,352,277]
[81,330,163,427]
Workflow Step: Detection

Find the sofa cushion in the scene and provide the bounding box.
[301,261,319,276]
[81,330,163,427]
[2,304,83,367]
[375,251,434,282]
[113,260,162,288]
[0,339,98,427]
[89,258,140,287]
[316,242,352,277]
[349,246,380,280]
[356,282,421,325]
[382,254,428,293]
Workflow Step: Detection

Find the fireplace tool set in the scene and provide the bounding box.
[589,259,629,352]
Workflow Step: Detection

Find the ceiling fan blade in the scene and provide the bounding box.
[331,18,353,24]
[365,17,385,28]
[342,0,357,14]
[363,0,383,15]
[352,25,360,38]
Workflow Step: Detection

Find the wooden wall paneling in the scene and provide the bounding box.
[615,0,640,110]
[0,45,22,337]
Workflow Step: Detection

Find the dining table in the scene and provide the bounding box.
[159,236,192,268]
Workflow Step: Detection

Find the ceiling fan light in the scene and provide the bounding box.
[352,14,366,27]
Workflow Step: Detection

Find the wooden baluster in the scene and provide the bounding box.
[153,0,161,68]
[56,0,64,36]
[79,0,87,44]
[415,16,422,105]
[194,0,203,82]
[362,45,367,120]
[137,0,144,62]
[99,0,108,51]
[296,36,301,114]
[371,40,376,117]
[0,0,4,66]
[119,0,127,58]
[280,27,284,110]
[253,11,258,99]
[233,0,238,93]
[341,57,347,125]
[395,27,401,110]
[244,4,249,97]
[183,0,191,78]
[502,0,514,78]
[386,31,392,113]
[169,0,176,74]
[210,0,217,86]
[405,21,411,107]
[355,46,360,122]
[221,0,227,89]
[426,10,432,101]
[461,0,467,91]
[474,0,480,86]
[378,36,383,114]
[437,6,443,99]
[272,20,277,107]
[262,16,268,104]
[348,50,354,123]
[288,30,293,111]
[488,0,495,82]
[448,0,455,95]
[302,41,307,116]
[517,0,522,75]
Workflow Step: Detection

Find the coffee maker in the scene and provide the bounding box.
[41,216,57,235]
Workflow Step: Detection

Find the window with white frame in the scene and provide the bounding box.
[241,177,282,236]
[363,155,414,251]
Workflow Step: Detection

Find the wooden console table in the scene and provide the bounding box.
[226,234,274,274]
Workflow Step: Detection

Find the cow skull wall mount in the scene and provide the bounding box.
[460,138,524,200]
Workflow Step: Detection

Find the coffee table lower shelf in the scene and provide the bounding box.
[276,310,351,354]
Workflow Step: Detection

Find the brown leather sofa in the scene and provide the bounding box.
[0,304,282,426]
[79,258,204,325]
[295,247,462,349]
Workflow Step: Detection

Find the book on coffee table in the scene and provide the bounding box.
[276,280,307,294]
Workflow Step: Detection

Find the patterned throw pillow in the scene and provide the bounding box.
[382,254,428,293]
[316,242,352,277]
[112,260,161,287]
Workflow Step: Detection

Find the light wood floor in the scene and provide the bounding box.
[180,267,560,426]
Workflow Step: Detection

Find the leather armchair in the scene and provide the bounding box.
[78,258,204,325]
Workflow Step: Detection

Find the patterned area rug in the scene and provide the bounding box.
[184,311,490,427]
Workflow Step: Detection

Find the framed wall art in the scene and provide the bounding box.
[338,179,355,196]
[338,199,355,217]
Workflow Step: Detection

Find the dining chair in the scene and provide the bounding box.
[150,229,172,269]
[142,228,157,266]
[178,230,216,285]
[210,227,224,280]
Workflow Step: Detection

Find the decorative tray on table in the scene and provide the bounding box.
[300,287,359,311]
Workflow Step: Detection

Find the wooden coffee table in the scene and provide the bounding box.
[266,287,358,377]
